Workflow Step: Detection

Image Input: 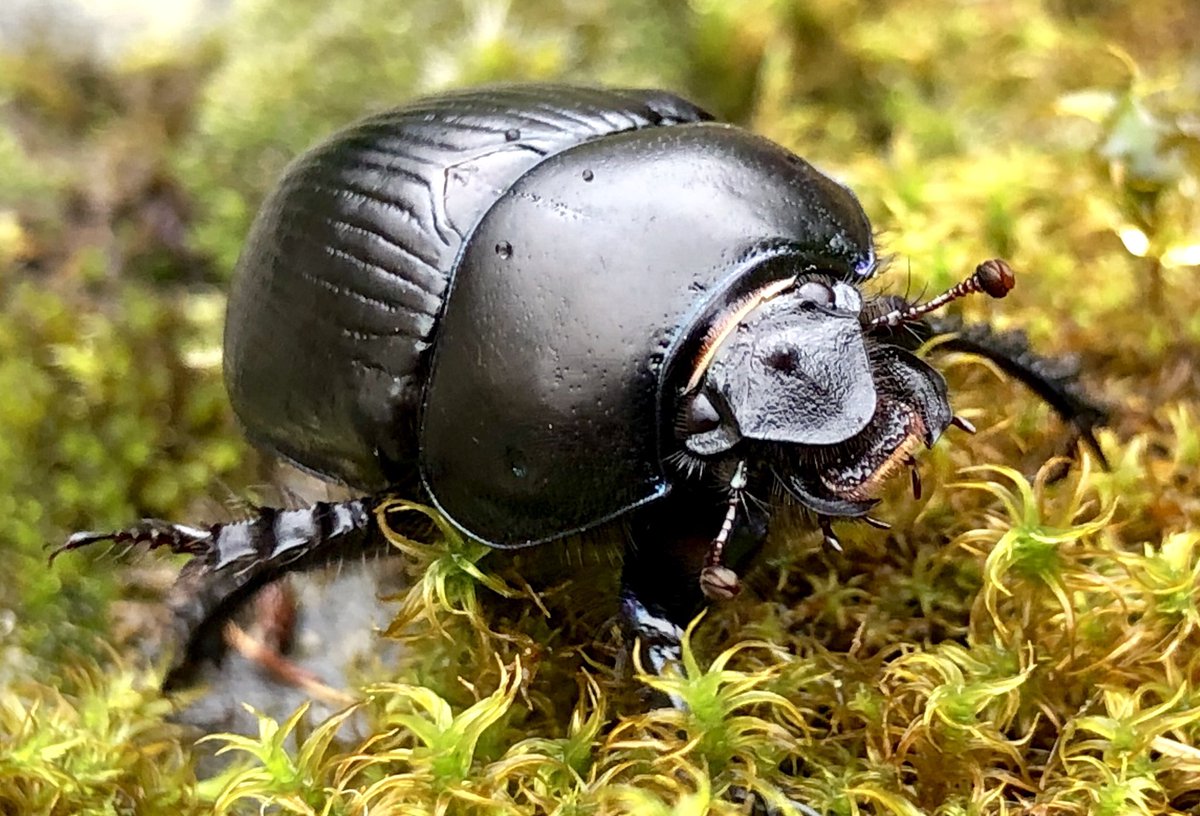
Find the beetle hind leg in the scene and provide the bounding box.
[53,495,390,689]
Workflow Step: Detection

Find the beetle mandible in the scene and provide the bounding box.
[56,85,1106,686]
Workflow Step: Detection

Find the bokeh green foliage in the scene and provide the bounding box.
[0,280,242,674]
[0,659,205,815]
[1,0,1199,812]
[0,29,252,675]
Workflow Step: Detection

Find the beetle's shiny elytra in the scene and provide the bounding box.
[224,84,886,547]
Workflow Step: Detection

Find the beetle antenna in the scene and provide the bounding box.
[700,461,747,601]
[869,259,1016,329]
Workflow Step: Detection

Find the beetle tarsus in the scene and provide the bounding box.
[728,786,823,816]
[50,520,214,563]
[57,495,387,689]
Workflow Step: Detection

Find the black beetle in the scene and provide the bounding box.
[56,84,1105,686]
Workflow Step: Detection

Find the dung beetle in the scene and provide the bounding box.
[55,84,1105,686]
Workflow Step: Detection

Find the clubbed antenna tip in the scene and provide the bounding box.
[870,258,1016,329]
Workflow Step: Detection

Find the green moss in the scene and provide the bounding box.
[0,661,204,815]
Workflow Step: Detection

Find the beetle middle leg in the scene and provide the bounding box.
[619,483,770,679]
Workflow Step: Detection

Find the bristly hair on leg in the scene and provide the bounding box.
[52,495,390,689]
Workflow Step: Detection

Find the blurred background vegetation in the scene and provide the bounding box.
[1,0,1198,813]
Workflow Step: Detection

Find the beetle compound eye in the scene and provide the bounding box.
[684,391,722,434]
[796,280,834,307]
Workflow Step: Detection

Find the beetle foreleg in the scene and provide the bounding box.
[929,317,1108,463]
[871,311,1109,464]
[618,590,686,677]
[620,486,771,706]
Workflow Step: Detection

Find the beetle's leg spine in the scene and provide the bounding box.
[818,515,843,551]
[951,415,978,434]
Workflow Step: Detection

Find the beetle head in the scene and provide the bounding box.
[682,278,877,454]
[677,273,954,514]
